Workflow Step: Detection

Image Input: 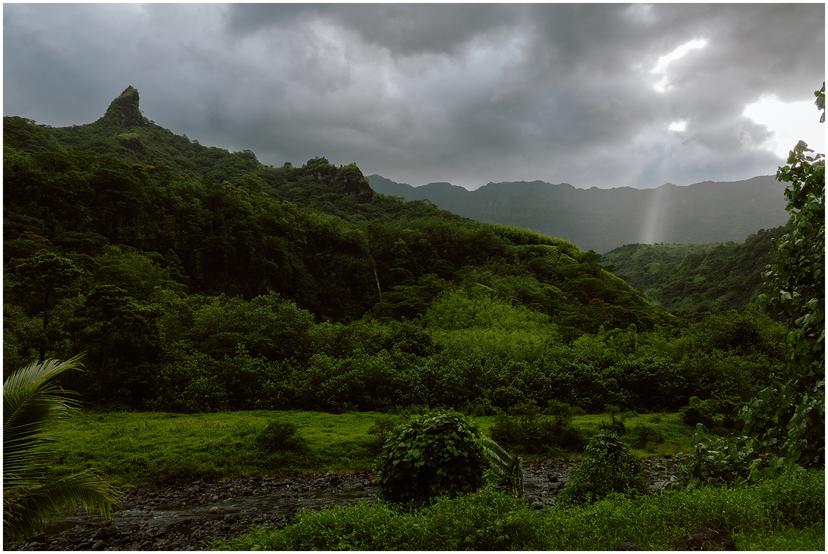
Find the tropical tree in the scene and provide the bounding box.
[746,83,825,468]
[3,355,117,545]
[680,84,825,486]
[9,251,83,361]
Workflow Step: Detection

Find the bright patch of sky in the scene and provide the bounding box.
[742,95,825,158]
[651,38,708,93]
[668,120,687,132]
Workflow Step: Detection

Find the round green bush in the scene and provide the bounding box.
[255,421,309,453]
[375,411,486,506]
[557,432,646,505]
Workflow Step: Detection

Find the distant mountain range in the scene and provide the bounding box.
[366,174,789,252]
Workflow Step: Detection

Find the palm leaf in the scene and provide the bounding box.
[479,437,525,497]
[3,355,119,544]
[4,471,118,542]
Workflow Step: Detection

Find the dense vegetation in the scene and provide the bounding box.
[4,84,824,550]
[601,226,786,314]
[221,469,823,550]
[4,87,786,417]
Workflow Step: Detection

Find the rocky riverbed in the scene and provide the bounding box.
[19,458,679,551]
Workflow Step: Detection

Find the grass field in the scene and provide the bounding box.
[48,409,694,486]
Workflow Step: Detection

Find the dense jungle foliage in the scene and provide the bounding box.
[1,87,789,422]
[601,226,786,314]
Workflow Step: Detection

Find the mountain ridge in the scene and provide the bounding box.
[367,174,788,252]
[4,86,664,334]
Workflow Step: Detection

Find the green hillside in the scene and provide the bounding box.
[601,227,786,314]
[3,87,784,417]
[4,87,658,328]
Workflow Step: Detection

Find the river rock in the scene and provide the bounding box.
[18,461,679,551]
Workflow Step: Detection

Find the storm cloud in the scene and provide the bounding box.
[4,3,824,188]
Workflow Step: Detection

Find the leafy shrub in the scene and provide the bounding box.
[191,293,315,361]
[558,433,647,505]
[490,413,584,454]
[463,398,496,416]
[301,352,415,412]
[365,416,401,455]
[375,411,486,506]
[255,421,308,454]
[741,379,825,469]
[543,399,574,418]
[681,396,708,427]
[152,353,227,412]
[606,355,689,410]
[681,395,741,432]
[508,399,540,416]
[676,426,785,487]
[488,414,523,445]
[631,424,665,450]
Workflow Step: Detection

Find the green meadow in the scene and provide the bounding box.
[49,410,692,486]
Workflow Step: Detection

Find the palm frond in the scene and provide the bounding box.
[479,437,525,497]
[3,355,118,544]
[4,470,118,543]
[4,355,84,440]
[4,356,83,474]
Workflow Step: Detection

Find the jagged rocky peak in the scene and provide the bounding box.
[337,163,374,201]
[100,85,149,127]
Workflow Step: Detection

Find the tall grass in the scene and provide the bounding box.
[221,469,824,551]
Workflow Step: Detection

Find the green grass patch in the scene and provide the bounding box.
[219,469,824,550]
[734,525,825,550]
[47,410,387,486]
[573,411,691,456]
[48,410,695,486]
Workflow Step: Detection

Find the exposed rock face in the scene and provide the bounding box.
[100,86,149,127]
[337,164,374,201]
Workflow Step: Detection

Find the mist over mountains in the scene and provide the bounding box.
[367,174,788,252]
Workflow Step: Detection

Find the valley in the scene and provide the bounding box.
[4,84,824,551]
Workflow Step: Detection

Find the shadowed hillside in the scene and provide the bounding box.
[367,175,788,252]
[601,226,786,314]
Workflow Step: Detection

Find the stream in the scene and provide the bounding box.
[19,458,679,551]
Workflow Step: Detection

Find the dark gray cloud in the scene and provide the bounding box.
[4,3,824,188]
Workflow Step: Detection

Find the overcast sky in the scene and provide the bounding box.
[4,3,825,189]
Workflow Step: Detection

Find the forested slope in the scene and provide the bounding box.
[601,227,785,314]
[4,87,658,328]
[3,87,783,415]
